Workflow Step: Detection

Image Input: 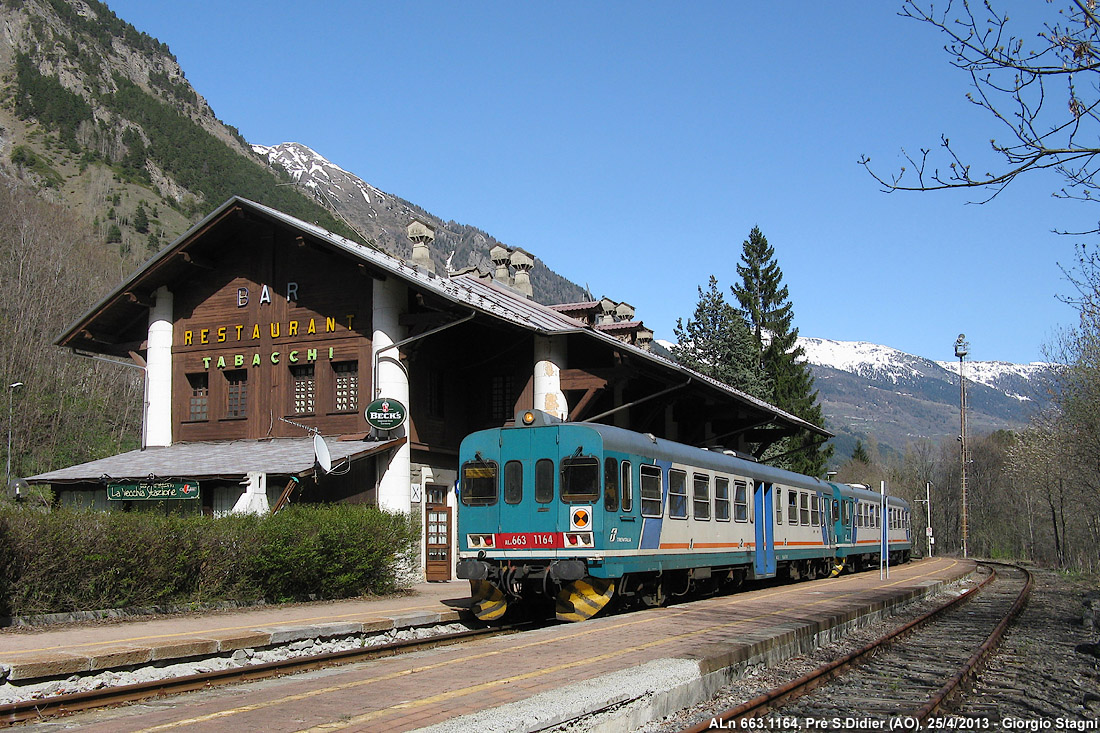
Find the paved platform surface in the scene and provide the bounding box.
[6,557,974,732]
[0,580,472,682]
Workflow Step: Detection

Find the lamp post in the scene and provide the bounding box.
[915,481,933,558]
[954,334,969,559]
[7,381,23,493]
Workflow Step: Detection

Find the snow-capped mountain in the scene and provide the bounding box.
[798,337,1056,456]
[251,142,589,305]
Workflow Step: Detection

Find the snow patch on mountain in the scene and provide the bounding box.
[798,337,929,384]
[252,142,386,206]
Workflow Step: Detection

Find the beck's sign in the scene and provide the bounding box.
[365,398,406,430]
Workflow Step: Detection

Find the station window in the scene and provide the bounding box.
[620,461,633,512]
[604,457,619,512]
[504,460,523,504]
[489,374,515,421]
[333,361,358,412]
[640,464,663,517]
[561,455,599,503]
[668,469,688,519]
[535,458,554,503]
[734,480,749,522]
[715,477,731,521]
[461,458,498,506]
[788,490,798,525]
[187,373,208,421]
[225,370,248,418]
[291,364,315,415]
[693,473,710,520]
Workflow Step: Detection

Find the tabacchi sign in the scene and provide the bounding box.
[365,398,406,430]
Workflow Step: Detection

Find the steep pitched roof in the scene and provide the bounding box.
[56,196,830,440]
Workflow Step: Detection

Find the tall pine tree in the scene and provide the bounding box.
[731,226,832,475]
[673,276,769,400]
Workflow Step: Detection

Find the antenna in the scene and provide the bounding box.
[313,433,332,474]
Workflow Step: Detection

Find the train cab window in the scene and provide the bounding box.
[640,464,663,517]
[535,458,554,503]
[788,490,798,525]
[504,460,523,504]
[733,480,749,522]
[461,459,498,506]
[800,493,810,525]
[668,469,688,519]
[775,488,783,525]
[715,477,731,521]
[561,456,599,503]
[604,457,619,512]
[621,461,633,512]
[693,473,710,520]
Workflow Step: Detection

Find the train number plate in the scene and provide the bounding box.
[495,532,563,549]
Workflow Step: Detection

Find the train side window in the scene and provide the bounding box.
[693,473,710,520]
[775,488,783,525]
[843,500,852,527]
[504,460,523,504]
[621,461,633,512]
[604,457,619,512]
[561,456,600,503]
[810,494,820,526]
[733,480,749,522]
[788,490,798,525]
[800,492,810,525]
[535,458,554,503]
[668,469,688,519]
[715,477,731,521]
[640,464,663,517]
[461,458,498,506]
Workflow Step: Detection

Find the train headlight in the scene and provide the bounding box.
[522,410,536,425]
[467,533,495,549]
[564,532,594,548]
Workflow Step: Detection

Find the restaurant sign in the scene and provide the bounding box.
[365,398,406,430]
[107,481,200,501]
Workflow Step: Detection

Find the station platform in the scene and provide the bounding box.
[1,557,974,732]
[0,580,471,683]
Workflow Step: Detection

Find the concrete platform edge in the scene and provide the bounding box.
[1,608,467,683]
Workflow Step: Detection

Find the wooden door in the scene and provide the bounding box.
[425,504,452,581]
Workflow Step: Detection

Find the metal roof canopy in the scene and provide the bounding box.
[29,437,405,484]
[54,196,831,450]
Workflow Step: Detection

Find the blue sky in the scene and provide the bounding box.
[104,1,1085,364]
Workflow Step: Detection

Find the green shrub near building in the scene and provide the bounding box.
[0,504,418,617]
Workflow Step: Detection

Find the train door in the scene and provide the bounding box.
[753,481,776,577]
[425,484,452,581]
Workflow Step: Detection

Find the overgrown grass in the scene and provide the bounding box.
[0,504,418,617]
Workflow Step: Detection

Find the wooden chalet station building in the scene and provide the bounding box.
[30,197,829,581]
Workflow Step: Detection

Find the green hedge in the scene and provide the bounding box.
[0,504,418,617]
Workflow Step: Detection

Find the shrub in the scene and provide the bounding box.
[0,503,417,616]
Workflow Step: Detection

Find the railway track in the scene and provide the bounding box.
[678,561,1032,731]
[0,622,529,727]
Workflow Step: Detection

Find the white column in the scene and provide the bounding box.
[373,277,411,513]
[232,471,270,515]
[145,286,174,447]
[534,335,568,420]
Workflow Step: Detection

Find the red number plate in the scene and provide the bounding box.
[495,532,562,549]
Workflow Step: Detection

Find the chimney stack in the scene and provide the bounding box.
[510,248,534,298]
[407,218,436,272]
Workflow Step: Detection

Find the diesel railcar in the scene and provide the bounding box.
[456,410,912,622]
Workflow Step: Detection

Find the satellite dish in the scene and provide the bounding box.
[313,433,332,473]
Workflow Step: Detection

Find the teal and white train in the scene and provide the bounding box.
[456,410,913,622]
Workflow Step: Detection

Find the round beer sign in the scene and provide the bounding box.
[365,398,406,430]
